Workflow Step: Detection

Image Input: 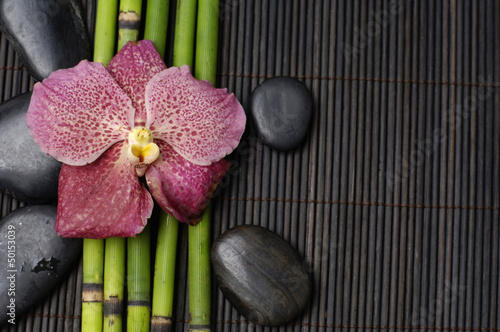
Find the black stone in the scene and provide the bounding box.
[0,92,61,203]
[0,0,91,81]
[211,225,311,326]
[0,206,82,325]
[250,77,312,150]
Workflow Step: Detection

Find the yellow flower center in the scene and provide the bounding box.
[127,127,159,176]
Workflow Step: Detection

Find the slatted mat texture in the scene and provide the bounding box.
[1,0,499,331]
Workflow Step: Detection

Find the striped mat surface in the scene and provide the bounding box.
[1,0,499,331]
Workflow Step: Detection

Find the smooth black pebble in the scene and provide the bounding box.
[211,225,311,326]
[250,77,312,150]
[0,206,82,325]
[0,0,91,81]
[0,92,61,203]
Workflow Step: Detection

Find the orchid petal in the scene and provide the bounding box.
[145,65,246,166]
[26,60,135,166]
[55,142,154,238]
[107,40,167,126]
[145,140,230,225]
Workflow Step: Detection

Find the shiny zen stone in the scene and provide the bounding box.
[211,225,311,326]
[0,92,61,203]
[0,0,91,81]
[250,77,312,150]
[0,206,82,325]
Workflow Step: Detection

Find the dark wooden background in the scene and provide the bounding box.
[1,0,499,331]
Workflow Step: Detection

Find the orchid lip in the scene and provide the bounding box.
[127,127,159,173]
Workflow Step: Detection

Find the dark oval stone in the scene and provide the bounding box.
[250,77,312,151]
[0,206,82,325]
[0,92,61,203]
[211,225,311,326]
[0,0,91,81]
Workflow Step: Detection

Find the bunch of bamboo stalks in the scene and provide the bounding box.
[81,0,219,330]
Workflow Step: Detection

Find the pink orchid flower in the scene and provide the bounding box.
[25,40,246,239]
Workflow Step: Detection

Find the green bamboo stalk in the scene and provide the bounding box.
[117,0,143,51]
[188,2,220,331]
[194,0,220,84]
[93,0,119,66]
[82,239,105,332]
[151,212,179,332]
[150,2,198,330]
[188,205,212,332]
[127,225,151,332]
[144,3,178,331]
[117,2,149,330]
[173,0,198,68]
[82,1,119,330]
[103,237,126,331]
[144,0,170,59]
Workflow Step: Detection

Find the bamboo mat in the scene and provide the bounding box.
[1,0,499,331]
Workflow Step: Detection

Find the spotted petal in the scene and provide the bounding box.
[55,142,154,238]
[26,60,135,166]
[107,40,167,126]
[146,65,246,166]
[146,140,230,225]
